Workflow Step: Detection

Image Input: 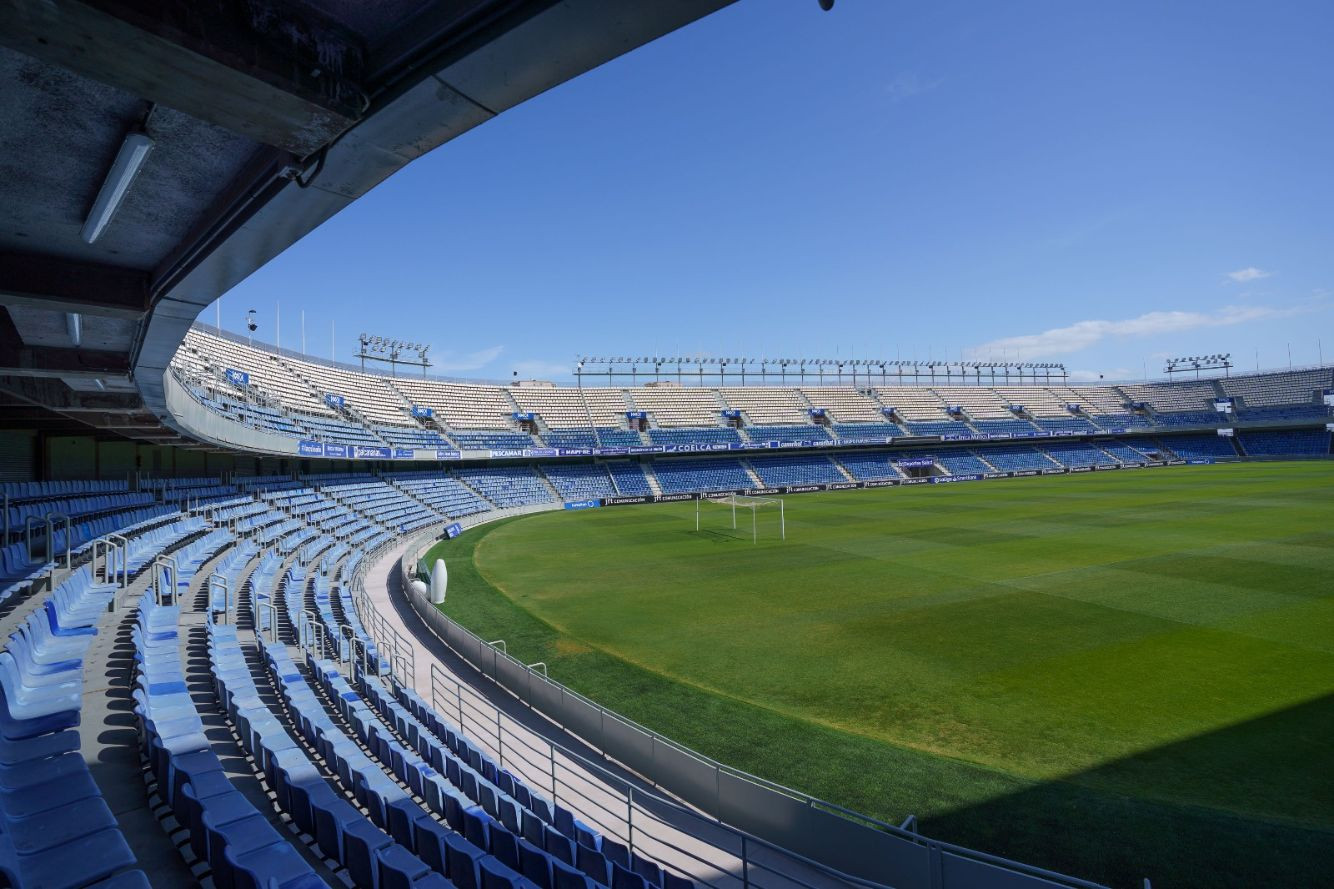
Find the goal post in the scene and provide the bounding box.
[694,493,786,543]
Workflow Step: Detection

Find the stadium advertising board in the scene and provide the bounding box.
[721,409,742,418]
[324,393,345,409]
[602,495,652,505]
[1071,466,1094,472]
[444,523,463,538]
[1012,469,1039,477]
[528,448,558,457]
[1095,464,1121,471]
[435,448,461,460]
[298,440,323,457]
[512,412,535,421]
[862,479,899,487]
[894,457,935,468]
[594,447,629,457]
[899,477,931,485]
[828,482,860,490]
[323,443,348,458]
[1187,458,1215,465]
[785,485,823,493]
[223,368,249,386]
[410,405,433,418]
[488,448,528,458]
[933,474,981,483]
[1041,468,1066,475]
[354,445,391,459]
[625,410,647,420]
[393,448,415,459]
[563,500,601,510]
[656,493,698,502]
[558,448,593,457]
[628,446,663,455]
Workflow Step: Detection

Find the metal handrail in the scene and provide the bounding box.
[153,554,180,606]
[208,573,231,622]
[105,532,130,588]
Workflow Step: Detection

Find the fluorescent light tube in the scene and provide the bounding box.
[81,131,154,244]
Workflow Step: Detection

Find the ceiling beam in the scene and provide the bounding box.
[0,251,152,321]
[0,344,131,379]
[0,0,367,155]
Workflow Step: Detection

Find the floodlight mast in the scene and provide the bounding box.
[1164,353,1233,380]
[572,357,1067,385]
[359,333,433,376]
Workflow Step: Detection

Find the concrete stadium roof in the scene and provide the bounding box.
[0,0,736,443]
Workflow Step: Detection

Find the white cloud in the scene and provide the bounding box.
[1227,266,1271,283]
[965,305,1301,361]
[432,345,503,372]
[885,73,942,103]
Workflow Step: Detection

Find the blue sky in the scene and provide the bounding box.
[214,0,1334,383]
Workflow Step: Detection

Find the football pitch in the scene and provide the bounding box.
[424,462,1334,888]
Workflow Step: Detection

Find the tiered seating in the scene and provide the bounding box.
[1033,416,1098,433]
[1039,442,1117,468]
[450,430,536,451]
[1239,429,1331,456]
[1120,381,1217,414]
[647,427,742,448]
[932,451,990,476]
[302,416,383,447]
[747,455,844,487]
[284,353,416,428]
[1152,410,1221,427]
[605,462,652,496]
[969,418,1038,436]
[454,467,554,508]
[800,388,884,422]
[1156,434,1237,459]
[933,387,1013,419]
[595,428,643,448]
[1055,386,1130,416]
[873,386,948,420]
[652,459,751,494]
[719,388,810,424]
[6,491,154,531]
[393,379,516,430]
[830,422,902,441]
[1099,441,1153,463]
[627,387,722,428]
[742,424,830,445]
[1222,368,1332,408]
[510,386,597,429]
[904,419,972,437]
[320,478,442,532]
[1,567,141,887]
[176,328,337,419]
[972,445,1059,472]
[135,601,328,888]
[995,386,1071,417]
[540,464,617,501]
[377,427,448,449]
[388,474,490,518]
[1086,412,1150,431]
[543,430,598,449]
[835,452,902,481]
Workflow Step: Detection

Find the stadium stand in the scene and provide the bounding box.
[973,445,1060,472]
[743,424,830,444]
[540,463,619,500]
[453,467,556,507]
[799,387,885,422]
[605,462,654,496]
[652,459,753,493]
[1238,429,1331,456]
[1156,434,1238,459]
[1039,442,1119,468]
[648,427,743,448]
[830,421,903,440]
[835,452,904,481]
[719,388,812,424]
[747,455,845,487]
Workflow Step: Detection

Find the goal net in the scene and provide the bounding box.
[694,494,786,543]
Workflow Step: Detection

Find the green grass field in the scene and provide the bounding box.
[423,462,1334,888]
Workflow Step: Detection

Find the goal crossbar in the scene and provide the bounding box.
[694,493,786,543]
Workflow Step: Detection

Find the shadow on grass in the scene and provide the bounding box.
[922,693,1334,888]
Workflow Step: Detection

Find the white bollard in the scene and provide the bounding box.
[430,558,448,604]
[409,579,429,600]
